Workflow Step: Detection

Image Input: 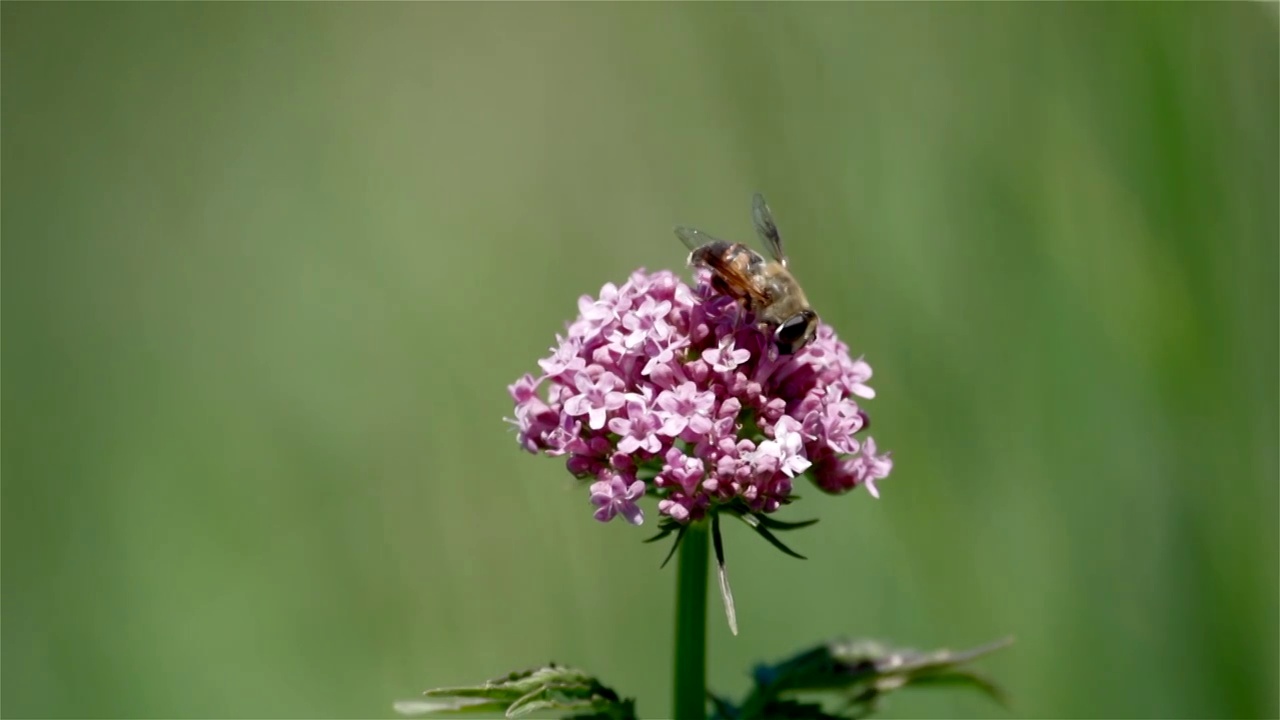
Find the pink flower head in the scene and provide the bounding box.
[510,268,892,527]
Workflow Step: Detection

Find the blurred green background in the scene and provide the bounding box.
[3,3,1277,719]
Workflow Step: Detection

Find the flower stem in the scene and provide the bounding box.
[673,521,709,720]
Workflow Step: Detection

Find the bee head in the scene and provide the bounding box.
[774,310,818,355]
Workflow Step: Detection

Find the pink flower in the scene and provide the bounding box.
[562,370,626,430]
[537,336,586,379]
[655,382,715,437]
[755,416,812,478]
[510,268,892,527]
[811,436,893,497]
[847,357,877,399]
[642,334,690,377]
[505,375,558,454]
[574,283,622,330]
[608,394,665,455]
[853,437,893,499]
[703,336,751,373]
[659,446,705,495]
[612,297,673,349]
[802,390,865,455]
[590,473,646,525]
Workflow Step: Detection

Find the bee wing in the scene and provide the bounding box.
[751,193,786,267]
[674,225,719,252]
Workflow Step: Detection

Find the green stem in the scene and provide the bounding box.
[673,521,709,720]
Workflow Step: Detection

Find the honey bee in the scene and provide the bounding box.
[675,193,818,355]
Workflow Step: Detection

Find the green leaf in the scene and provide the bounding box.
[736,513,808,559]
[828,636,1013,685]
[888,669,1008,706]
[643,518,690,569]
[753,514,820,531]
[659,528,686,569]
[713,501,815,559]
[393,698,509,716]
[395,664,636,720]
[642,518,680,544]
[756,698,848,720]
[708,693,740,720]
[735,636,1014,719]
[711,512,739,636]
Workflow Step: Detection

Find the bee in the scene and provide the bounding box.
[675,193,818,355]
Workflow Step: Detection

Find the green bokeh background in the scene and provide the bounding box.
[3,4,1277,719]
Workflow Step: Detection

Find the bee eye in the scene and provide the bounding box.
[775,312,816,354]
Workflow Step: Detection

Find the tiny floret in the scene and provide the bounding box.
[589,473,647,525]
[509,268,892,526]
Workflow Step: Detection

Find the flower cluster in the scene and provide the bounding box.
[507,268,892,526]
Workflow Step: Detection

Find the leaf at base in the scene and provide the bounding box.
[757,698,849,720]
[393,698,506,716]
[735,636,1014,720]
[708,692,740,720]
[395,664,636,720]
